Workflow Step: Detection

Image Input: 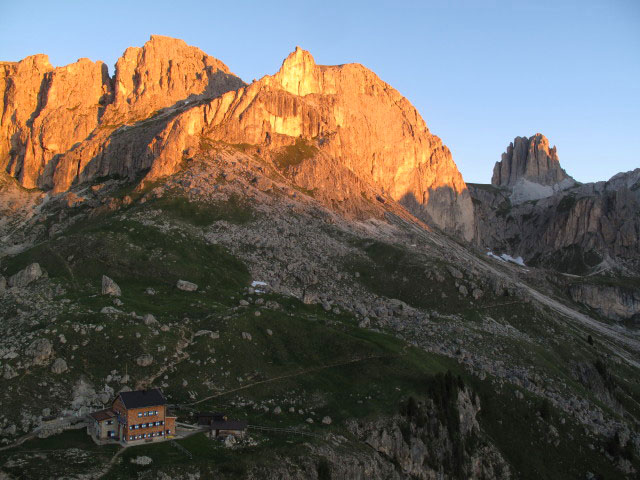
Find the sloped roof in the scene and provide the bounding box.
[117,388,166,409]
[197,412,226,425]
[209,420,247,431]
[89,409,116,422]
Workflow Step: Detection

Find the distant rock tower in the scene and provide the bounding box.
[492,134,575,203]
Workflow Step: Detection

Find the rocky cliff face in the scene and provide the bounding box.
[0,38,474,241]
[0,35,245,192]
[108,35,240,121]
[347,387,510,480]
[0,55,111,189]
[569,283,640,321]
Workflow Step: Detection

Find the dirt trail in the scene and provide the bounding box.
[96,446,125,479]
[183,353,398,407]
[137,329,194,390]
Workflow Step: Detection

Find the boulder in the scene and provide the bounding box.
[322,416,332,425]
[51,358,68,374]
[25,338,53,365]
[136,354,154,367]
[176,280,198,291]
[8,263,43,288]
[100,306,123,315]
[101,275,121,296]
[143,313,158,325]
[3,364,18,380]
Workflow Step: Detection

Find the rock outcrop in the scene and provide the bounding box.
[0,39,474,241]
[25,338,53,365]
[8,263,43,287]
[101,275,121,296]
[491,134,575,204]
[569,283,640,321]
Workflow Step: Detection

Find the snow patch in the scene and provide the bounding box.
[487,251,526,267]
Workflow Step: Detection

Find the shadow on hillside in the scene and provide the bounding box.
[399,186,472,241]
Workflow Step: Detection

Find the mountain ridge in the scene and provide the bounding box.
[0,35,474,240]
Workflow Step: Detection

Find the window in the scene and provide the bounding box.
[130,435,133,441]
[166,430,171,435]
[135,425,139,429]
[138,412,142,417]
[129,425,133,430]
[159,431,163,436]
[155,411,158,415]
[106,420,113,425]
[141,423,146,428]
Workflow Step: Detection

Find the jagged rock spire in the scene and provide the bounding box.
[492,134,572,187]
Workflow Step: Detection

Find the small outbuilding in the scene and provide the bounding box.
[197,412,247,439]
[89,408,117,440]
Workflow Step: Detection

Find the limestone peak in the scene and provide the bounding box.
[492,133,572,188]
[274,46,320,96]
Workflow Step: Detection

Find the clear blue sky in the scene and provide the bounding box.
[1,0,638,184]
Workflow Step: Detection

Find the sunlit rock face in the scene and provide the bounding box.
[145,46,475,240]
[0,55,111,189]
[0,36,244,191]
[0,38,474,241]
[108,35,242,121]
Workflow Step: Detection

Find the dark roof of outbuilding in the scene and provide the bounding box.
[209,420,247,431]
[117,389,166,409]
[89,409,116,422]
[197,412,226,425]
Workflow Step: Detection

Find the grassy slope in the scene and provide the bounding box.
[0,199,634,479]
